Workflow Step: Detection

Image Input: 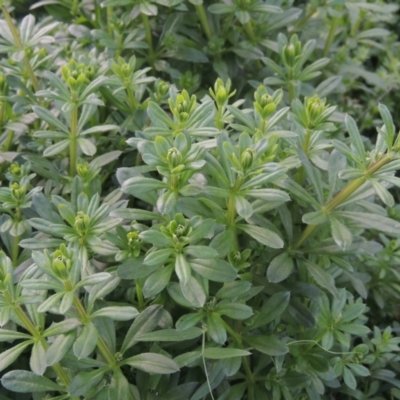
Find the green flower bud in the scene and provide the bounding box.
[76,73,87,87]
[216,86,227,107]
[295,41,302,56]
[179,112,189,123]
[262,102,277,118]
[67,77,77,91]
[61,65,70,82]
[158,81,169,96]
[77,163,89,178]
[121,63,131,78]
[284,43,296,67]
[241,149,256,170]
[8,58,17,66]
[10,182,26,200]
[167,148,183,169]
[74,212,90,234]
[52,257,69,280]
[259,94,273,108]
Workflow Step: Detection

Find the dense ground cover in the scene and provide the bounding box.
[0,0,400,399]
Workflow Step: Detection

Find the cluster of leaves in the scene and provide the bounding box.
[0,0,400,399]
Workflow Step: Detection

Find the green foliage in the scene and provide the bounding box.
[0,0,400,399]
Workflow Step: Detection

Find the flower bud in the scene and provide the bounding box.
[216,86,227,107]
[241,149,256,170]
[167,148,183,169]
[77,163,89,178]
[61,65,70,82]
[77,73,87,87]
[10,183,26,200]
[283,43,296,67]
[67,77,77,91]
[262,102,276,119]
[85,66,95,80]
[158,81,169,97]
[121,63,131,78]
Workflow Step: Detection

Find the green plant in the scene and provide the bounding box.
[1,1,400,399]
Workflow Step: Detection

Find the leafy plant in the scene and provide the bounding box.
[0,0,400,399]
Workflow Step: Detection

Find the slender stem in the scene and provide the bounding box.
[11,208,21,266]
[1,6,39,92]
[195,4,212,40]
[107,6,113,35]
[293,153,392,249]
[71,0,79,15]
[323,17,339,56]
[226,194,236,228]
[69,94,78,177]
[136,282,144,310]
[141,14,154,62]
[288,81,295,103]
[215,106,224,130]
[126,87,137,111]
[243,20,256,44]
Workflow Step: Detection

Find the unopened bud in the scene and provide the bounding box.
[67,77,77,91]
[216,87,227,106]
[158,81,169,96]
[167,148,183,169]
[284,43,295,67]
[10,183,26,200]
[77,163,89,178]
[241,149,255,170]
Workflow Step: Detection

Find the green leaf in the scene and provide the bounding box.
[330,217,352,250]
[216,281,252,299]
[136,327,203,342]
[244,335,288,356]
[43,139,70,157]
[45,332,76,366]
[69,368,107,396]
[343,366,357,390]
[1,370,66,393]
[123,353,180,374]
[345,114,366,166]
[378,103,395,148]
[108,370,131,399]
[190,258,237,282]
[73,323,98,359]
[32,106,69,133]
[237,224,283,248]
[305,261,339,298]
[143,265,174,298]
[202,348,251,359]
[144,248,174,266]
[235,195,253,219]
[122,176,167,195]
[208,4,236,13]
[180,276,206,307]
[207,313,227,344]
[121,305,164,353]
[0,342,32,372]
[184,245,218,259]
[30,340,47,375]
[214,303,253,320]
[91,306,139,321]
[267,252,294,283]
[0,329,32,342]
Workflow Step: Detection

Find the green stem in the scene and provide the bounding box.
[126,87,137,111]
[293,153,392,249]
[141,14,154,63]
[323,17,339,56]
[71,0,79,15]
[1,6,39,92]
[136,282,144,310]
[11,208,21,266]
[69,96,78,177]
[107,6,113,35]
[288,81,295,103]
[215,106,224,130]
[195,4,212,40]
[243,20,256,44]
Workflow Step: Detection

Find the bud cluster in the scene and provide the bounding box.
[10,182,27,201]
[126,230,142,258]
[169,90,197,124]
[73,211,90,237]
[111,56,136,81]
[282,34,302,68]
[304,95,331,129]
[160,213,192,250]
[6,162,32,183]
[52,245,72,280]
[209,78,236,108]
[61,59,94,92]
[253,86,282,121]
[154,79,170,102]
